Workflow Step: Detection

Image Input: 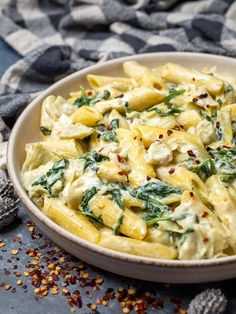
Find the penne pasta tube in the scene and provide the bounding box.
[99,235,177,259]
[87,74,134,91]
[88,195,147,240]
[72,106,103,126]
[206,175,236,251]
[161,63,224,96]
[157,165,209,203]
[123,86,165,111]
[43,197,100,243]
[97,160,128,183]
[116,128,156,186]
[123,61,166,89]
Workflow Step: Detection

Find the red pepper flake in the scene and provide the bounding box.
[87,90,93,96]
[203,237,209,243]
[202,211,209,218]
[223,145,232,149]
[118,170,125,176]
[187,150,196,158]
[173,125,181,131]
[192,77,196,81]
[189,192,194,198]
[68,290,82,308]
[98,147,104,152]
[168,168,175,175]
[115,94,124,99]
[117,155,125,163]
[12,236,21,243]
[159,134,163,139]
[167,130,173,136]
[193,93,208,103]
[216,121,220,128]
[195,160,200,164]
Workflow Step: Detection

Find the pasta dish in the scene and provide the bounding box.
[21,61,236,260]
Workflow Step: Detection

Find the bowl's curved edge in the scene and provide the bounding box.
[7,52,236,281]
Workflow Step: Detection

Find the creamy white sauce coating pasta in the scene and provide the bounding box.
[22,61,236,260]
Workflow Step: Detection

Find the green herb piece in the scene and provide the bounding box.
[82,151,108,171]
[80,187,102,225]
[113,211,124,235]
[198,111,213,122]
[187,158,215,181]
[106,188,124,235]
[130,181,182,226]
[40,126,52,136]
[73,87,110,108]
[215,122,223,141]
[95,89,110,101]
[179,228,194,246]
[209,148,236,182]
[101,131,118,143]
[73,86,89,108]
[164,89,185,107]
[131,181,182,200]
[32,158,68,196]
[145,212,190,226]
[148,107,182,116]
[224,84,234,95]
[216,99,223,105]
[106,188,124,209]
[109,118,120,129]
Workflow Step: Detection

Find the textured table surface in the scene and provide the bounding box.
[1,39,236,314]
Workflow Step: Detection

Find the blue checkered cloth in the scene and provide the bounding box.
[0,0,236,133]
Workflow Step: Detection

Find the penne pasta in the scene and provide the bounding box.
[43,197,100,243]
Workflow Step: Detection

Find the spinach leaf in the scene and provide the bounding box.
[145,212,191,226]
[109,118,120,129]
[73,87,89,108]
[148,107,182,116]
[80,187,102,225]
[40,126,52,136]
[130,181,181,226]
[209,148,236,182]
[164,89,185,107]
[131,181,182,200]
[106,188,124,209]
[82,151,108,171]
[106,187,124,235]
[187,158,215,181]
[32,158,68,196]
[101,131,118,143]
[73,87,110,108]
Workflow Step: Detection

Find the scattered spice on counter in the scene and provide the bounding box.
[0,220,188,313]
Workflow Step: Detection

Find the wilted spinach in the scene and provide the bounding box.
[32,158,68,196]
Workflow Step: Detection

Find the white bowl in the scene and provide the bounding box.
[7,52,236,283]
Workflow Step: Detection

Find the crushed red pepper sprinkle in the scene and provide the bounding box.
[168,168,175,175]
[202,211,209,218]
[0,220,187,313]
